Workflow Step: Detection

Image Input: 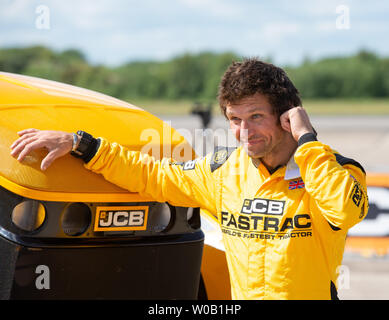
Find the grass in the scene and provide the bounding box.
[128,98,389,116]
[303,99,389,115]
[128,99,196,115]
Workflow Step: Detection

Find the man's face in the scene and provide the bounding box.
[226,93,286,159]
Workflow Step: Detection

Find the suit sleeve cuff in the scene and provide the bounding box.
[298,132,318,147]
[82,138,101,163]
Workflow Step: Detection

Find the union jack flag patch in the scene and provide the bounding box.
[289,179,305,190]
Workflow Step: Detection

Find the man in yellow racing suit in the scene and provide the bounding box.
[11,59,368,300]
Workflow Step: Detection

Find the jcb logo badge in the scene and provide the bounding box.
[241,198,285,215]
[94,206,148,231]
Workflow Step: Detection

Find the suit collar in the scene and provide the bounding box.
[284,151,301,180]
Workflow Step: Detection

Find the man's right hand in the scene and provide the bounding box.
[10,129,76,171]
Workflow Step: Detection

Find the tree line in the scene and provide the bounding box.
[1,46,388,101]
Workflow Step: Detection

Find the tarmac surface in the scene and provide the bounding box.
[338,255,389,300]
[159,114,389,174]
[159,113,389,300]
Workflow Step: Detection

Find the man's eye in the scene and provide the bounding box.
[252,114,262,119]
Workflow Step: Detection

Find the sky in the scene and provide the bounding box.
[1,0,389,67]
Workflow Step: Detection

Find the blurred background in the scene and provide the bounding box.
[1,0,388,299]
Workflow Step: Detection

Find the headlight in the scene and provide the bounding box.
[149,203,172,232]
[187,207,200,229]
[61,202,91,236]
[11,200,46,232]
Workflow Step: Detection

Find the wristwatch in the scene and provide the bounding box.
[70,130,94,158]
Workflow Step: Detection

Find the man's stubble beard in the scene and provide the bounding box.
[244,132,284,159]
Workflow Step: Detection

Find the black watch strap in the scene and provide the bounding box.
[70,131,100,163]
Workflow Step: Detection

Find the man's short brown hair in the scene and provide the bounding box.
[218,58,302,118]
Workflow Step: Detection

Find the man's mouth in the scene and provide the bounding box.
[243,138,264,145]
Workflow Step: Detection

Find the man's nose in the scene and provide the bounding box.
[240,120,253,139]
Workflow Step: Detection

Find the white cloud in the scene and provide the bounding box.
[0,0,33,19]
[178,0,244,19]
[261,22,302,41]
[0,0,388,66]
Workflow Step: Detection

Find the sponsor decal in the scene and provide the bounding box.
[212,149,228,164]
[221,211,312,240]
[241,198,285,215]
[182,159,197,170]
[351,183,363,207]
[349,177,364,207]
[170,159,198,170]
[288,179,305,190]
[94,206,148,231]
[349,174,368,217]
[210,146,236,172]
[222,197,312,240]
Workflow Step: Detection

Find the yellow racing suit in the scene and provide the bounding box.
[84,136,368,300]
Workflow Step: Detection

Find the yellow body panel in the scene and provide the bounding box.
[201,244,231,300]
[0,72,194,202]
